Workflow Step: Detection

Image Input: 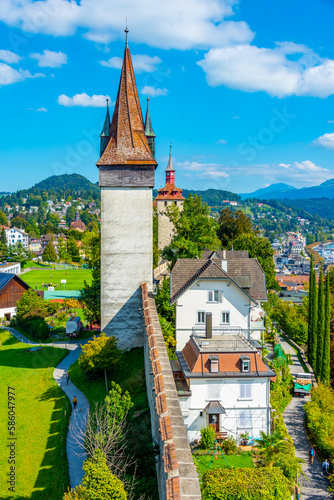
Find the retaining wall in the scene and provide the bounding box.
[141,283,201,500]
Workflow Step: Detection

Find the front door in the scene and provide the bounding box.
[209,414,219,433]
[4,313,11,321]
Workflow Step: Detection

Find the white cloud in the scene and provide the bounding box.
[313,133,334,150]
[30,50,67,68]
[58,93,111,107]
[0,0,253,50]
[178,160,229,178]
[36,107,48,112]
[217,139,227,144]
[101,54,161,73]
[327,120,334,124]
[0,49,21,63]
[140,86,168,97]
[198,42,334,98]
[0,62,44,86]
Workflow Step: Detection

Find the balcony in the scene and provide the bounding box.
[191,328,261,352]
[250,319,264,330]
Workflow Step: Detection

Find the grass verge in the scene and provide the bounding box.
[0,330,70,500]
[22,269,92,291]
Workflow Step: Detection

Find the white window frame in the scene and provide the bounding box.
[208,290,219,303]
[242,360,250,373]
[239,383,253,400]
[207,382,221,400]
[197,311,205,324]
[221,311,230,324]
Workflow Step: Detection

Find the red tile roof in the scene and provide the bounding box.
[154,182,185,202]
[97,45,157,167]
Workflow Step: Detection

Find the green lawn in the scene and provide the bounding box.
[0,331,70,499]
[21,261,52,270]
[194,452,254,476]
[22,269,92,291]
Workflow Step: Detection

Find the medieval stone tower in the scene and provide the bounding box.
[154,147,184,252]
[97,30,157,348]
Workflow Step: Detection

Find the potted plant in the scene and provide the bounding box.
[240,432,250,446]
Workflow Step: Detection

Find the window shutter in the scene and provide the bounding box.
[219,291,224,303]
[208,291,213,302]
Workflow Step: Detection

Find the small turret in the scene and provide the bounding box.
[144,98,156,158]
[165,145,175,184]
[100,99,110,157]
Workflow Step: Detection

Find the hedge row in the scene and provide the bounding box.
[305,384,334,458]
[201,467,291,500]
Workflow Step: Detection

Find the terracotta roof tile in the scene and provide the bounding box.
[156,392,168,415]
[148,335,157,349]
[155,182,185,201]
[97,46,157,167]
[154,374,165,394]
[163,443,178,471]
[152,360,162,376]
[166,477,181,500]
[150,346,159,362]
[146,324,154,337]
[160,416,173,441]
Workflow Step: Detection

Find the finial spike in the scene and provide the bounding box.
[125,23,129,48]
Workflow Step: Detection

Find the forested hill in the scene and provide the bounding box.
[263,198,334,221]
[2,174,100,205]
[152,188,241,205]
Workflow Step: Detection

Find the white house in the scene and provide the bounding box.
[0,262,21,274]
[171,250,267,351]
[5,227,29,249]
[170,250,273,443]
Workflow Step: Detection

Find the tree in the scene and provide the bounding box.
[0,210,8,226]
[8,241,31,265]
[322,272,331,384]
[155,277,175,324]
[80,235,100,324]
[105,382,133,431]
[233,233,277,289]
[42,241,57,263]
[162,194,220,268]
[67,237,81,263]
[78,333,122,378]
[0,227,8,261]
[57,237,68,262]
[63,449,127,500]
[255,430,289,467]
[316,264,325,378]
[217,207,254,248]
[308,256,318,368]
[16,289,47,326]
[66,205,76,225]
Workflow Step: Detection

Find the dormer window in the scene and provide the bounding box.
[240,355,250,373]
[209,356,219,373]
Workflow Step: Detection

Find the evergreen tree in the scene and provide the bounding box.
[307,255,314,357]
[0,227,8,261]
[308,256,318,369]
[42,241,57,263]
[316,264,325,378]
[321,272,331,384]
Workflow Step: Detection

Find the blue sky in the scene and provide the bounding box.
[1,0,334,194]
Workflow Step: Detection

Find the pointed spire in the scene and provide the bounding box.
[125,25,129,49]
[144,98,156,137]
[166,144,174,172]
[100,99,110,137]
[97,29,157,167]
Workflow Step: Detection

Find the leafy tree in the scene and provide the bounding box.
[0,210,8,225]
[0,227,8,261]
[8,241,31,265]
[63,449,127,500]
[105,382,133,431]
[162,194,220,268]
[308,256,318,368]
[78,333,122,378]
[80,235,100,324]
[42,241,57,263]
[67,236,81,263]
[155,277,175,324]
[66,205,76,225]
[200,425,216,449]
[16,289,47,327]
[57,237,68,262]
[217,207,254,247]
[316,264,325,378]
[322,272,331,384]
[255,430,288,467]
[233,233,277,289]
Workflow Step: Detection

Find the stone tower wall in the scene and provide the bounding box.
[157,199,184,252]
[100,187,153,349]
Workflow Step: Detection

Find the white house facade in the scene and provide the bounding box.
[5,227,29,249]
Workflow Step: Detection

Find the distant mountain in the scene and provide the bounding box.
[243,179,334,201]
[152,188,241,206]
[33,174,99,194]
[239,183,296,200]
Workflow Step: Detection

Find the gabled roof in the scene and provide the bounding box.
[97,35,157,167]
[0,273,31,292]
[170,259,229,304]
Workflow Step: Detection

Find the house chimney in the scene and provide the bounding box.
[221,249,227,272]
[206,312,212,339]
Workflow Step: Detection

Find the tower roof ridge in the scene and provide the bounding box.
[97,31,157,167]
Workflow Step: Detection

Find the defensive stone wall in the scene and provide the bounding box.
[141,283,201,500]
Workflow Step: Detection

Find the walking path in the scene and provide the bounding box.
[280,335,332,499]
[1,327,90,488]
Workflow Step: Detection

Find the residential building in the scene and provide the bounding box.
[0,273,42,320]
[5,227,29,249]
[0,262,21,274]
[70,212,86,232]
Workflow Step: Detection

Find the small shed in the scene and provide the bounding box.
[66,316,82,336]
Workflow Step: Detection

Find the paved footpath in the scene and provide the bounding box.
[280,336,332,499]
[1,327,90,488]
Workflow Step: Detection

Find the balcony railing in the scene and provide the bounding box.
[192,326,251,338]
[191,330,261,352]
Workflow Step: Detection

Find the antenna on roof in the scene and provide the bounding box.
[125,20,129,48]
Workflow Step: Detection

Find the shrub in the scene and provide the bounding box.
[16,289,47,328]
[200,426,216,449]
[29,318,50,340]
[78,333,122,378]
[305,384,334,458]
[202,467,291,500]
[222,436,237,455]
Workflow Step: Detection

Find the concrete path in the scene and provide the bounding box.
[279,336,332,499]
[1,327,90,488]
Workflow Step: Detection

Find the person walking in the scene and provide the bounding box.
[73,396,78,411]
[309,446,315,464]
[322,459,330,476]
[66,372,70,385]
[295,484,301,500]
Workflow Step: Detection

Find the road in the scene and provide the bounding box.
[280,336,332,499]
